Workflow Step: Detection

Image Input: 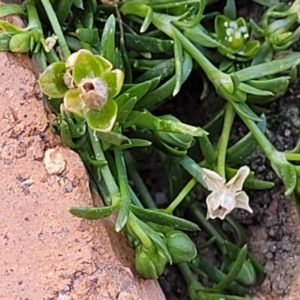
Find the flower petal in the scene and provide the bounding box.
[235,191,253,213]
[206,189,236,220]
[226,166,250,192]
[64,89,86,117]
[202,168,226,191]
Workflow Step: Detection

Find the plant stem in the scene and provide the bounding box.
[217,103,235,177]
[236,113,275,158]
[26,0,43,29]
[128,211,152,248]
[114,148,131,231]
[124,152,156,208]
[178,262,203,287]
[88,127,120,206]
[190,203,226,253]
[40,0,71,59]
[166,178,197,214]
[170,24,226,84]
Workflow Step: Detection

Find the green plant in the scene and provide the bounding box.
[2,0,300,298]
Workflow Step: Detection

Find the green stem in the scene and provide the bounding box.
[217,103,235,177]
[40,0,71,59]
[88,128,120,206]
[190,203,226,253]
[128,211,153,248]
[178,262,203,287]
[114,149,131,208]
[237,113,275,158]
[166,178,197,214]
[170,24,225,84]
[114,149,131,231]
[26,0,43,29]
[124,152,156,208]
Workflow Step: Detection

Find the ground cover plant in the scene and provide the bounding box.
[1,0,300,298]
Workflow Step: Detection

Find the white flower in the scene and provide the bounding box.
[202,166,253,220]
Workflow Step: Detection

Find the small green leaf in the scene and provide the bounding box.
[231,102,261,122]
[131,205,200,231]
[69,205,115,220]
[86,100,118,132]
[115,138,152,149]
[125,110,207,137]
[117,96,137,124]
[235,52,300,81]
[210,245,248,292]
[9,31,32,52]
[239,83,273,96]
[99,14,116,65]
[96,130,130,146]
[39,61,68,98]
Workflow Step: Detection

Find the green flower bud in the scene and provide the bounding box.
[135,244,168,279]
[232,259,257,286]
[165,230,197,263]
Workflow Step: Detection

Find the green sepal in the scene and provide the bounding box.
[86,100,118,132]
[39,61,68,98]
[0,32,10,51]
[235,52,300,81]
[64,89,85,117]
[100,69,124,99]
[73,50,107,85]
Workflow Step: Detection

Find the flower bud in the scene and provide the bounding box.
[78,77,108,110]
[135,244,168,279]
[165,230,197,263]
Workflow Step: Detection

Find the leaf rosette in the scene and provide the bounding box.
[39,49,124,132]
